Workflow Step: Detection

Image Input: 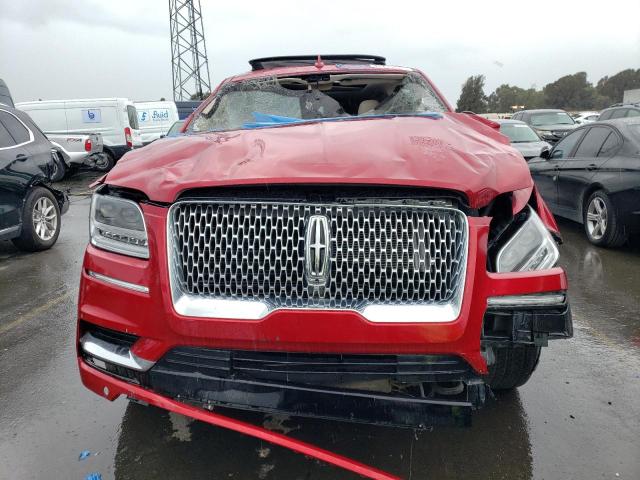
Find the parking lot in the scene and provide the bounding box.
[0,173,638,480]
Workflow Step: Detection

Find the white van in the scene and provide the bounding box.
[16,98,142,167]
[134,100,180,144]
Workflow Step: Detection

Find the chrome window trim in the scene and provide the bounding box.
[166,200,469,323]
[0,108,35,150]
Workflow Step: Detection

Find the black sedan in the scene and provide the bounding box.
[529,118,640,247]
[0,104,68,251]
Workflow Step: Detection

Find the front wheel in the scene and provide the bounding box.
[584,190,627,247]
[11,187,61,252]
[484,346,541,391]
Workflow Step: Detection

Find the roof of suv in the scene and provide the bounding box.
[515,109,567,114]
[248,54,387,71]
[602,104,640,111]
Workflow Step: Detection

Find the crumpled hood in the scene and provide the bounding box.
[106,113,533,208]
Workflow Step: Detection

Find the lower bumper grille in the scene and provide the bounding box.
[146,347,484,428]
[153,347,476,385]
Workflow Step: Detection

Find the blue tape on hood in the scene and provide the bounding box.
[242,111,442,129]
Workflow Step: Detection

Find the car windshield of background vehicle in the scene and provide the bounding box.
[189,72,447,133]
[500,123,541,143]
[530,112,575,126]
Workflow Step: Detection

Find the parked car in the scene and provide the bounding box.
[598,104,640,121]
[16,98,142,171]
[77,55,571,442]
[497,119,551,159]
[512,108,576,144]
[573,111,600,124]
[134,101,180,145]
[47,132,104,178]
[0,104,68,251]
[529,118,640,246]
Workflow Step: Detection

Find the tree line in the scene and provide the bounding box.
[456,68,640,113]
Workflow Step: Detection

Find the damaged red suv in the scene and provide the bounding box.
[78,55,571,469]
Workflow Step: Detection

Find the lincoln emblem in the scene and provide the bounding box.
[305,215,330,285]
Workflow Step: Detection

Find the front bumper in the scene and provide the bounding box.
[77,206,570,422]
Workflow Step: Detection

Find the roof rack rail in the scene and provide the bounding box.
[248,55,386,71]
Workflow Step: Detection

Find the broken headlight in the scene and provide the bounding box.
[90,194,149,259]
[496,206,559,272]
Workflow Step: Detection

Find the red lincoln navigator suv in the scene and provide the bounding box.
[77,55,571,435]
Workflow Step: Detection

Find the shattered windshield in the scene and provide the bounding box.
[189,72,446,133]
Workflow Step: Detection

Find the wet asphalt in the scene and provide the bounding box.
[0,171,638,480]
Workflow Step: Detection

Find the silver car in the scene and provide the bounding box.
[498,119,551,160]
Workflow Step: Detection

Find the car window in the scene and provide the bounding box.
[529,112,574,126]
[550,129,583,160]
[0,110,30,144]
[127,105,140,129]
[500,123,540,142]
[586,115,599,121]
[574,127,612,158]
[0,117,15,148]
[598,110,612,120]
[597,132,620,157]
[626,109,640,118]
[610,109,628,119]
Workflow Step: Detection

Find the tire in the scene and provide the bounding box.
[11,187,61,252]
[484,346,541,391]
[50,153,66,182]
[583,190,627,247]
[94,150,115,172]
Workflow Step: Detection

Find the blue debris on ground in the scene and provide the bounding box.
[78,450,91,461]
[85,473,102,480]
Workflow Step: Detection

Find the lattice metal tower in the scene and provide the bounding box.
[169,0,211,101]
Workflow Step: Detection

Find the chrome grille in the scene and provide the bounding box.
[168,201,468,313]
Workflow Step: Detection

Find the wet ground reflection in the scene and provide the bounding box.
[114,390,532,479]
[557,219,640,348]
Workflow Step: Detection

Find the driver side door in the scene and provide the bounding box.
[529,128,585,213]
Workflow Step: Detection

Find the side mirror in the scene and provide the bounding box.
[540,149,550,160]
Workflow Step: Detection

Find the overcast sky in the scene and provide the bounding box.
[1,0,638,105]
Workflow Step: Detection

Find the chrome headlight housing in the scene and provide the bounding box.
[496,206,559,272]
[90,194,149,258]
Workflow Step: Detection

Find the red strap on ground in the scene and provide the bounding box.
[143,390,402,479]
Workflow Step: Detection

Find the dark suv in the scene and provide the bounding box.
[598,104,640,121]
[512,109,577,144]
[0,103,69,251]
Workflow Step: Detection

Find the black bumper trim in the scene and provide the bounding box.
[148,369,483,428]
[482,304,573,347]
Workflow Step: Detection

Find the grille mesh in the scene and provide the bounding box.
[169,202,467,310]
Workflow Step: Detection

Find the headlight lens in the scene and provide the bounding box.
[90,194,149,258]
[537,130,554,140]
[496,206,559,272]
